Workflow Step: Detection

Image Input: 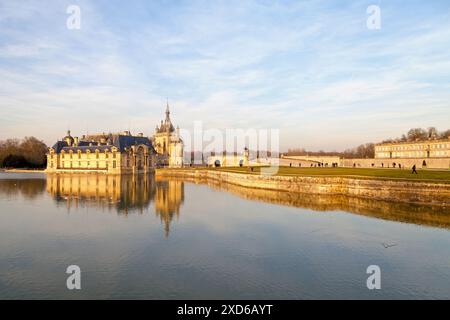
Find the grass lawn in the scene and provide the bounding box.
[209,166,450,182]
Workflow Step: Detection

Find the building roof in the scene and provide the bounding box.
[155,102,175,133]
[51,133,156,153]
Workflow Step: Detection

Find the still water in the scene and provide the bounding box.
[0,172,449,299]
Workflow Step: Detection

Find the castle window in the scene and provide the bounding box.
[78,151,81,159]
[113,152,117,159]
[96,150,99,159]
[113,161,116,169]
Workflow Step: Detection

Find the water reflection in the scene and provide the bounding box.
[46,174,184,237]
[178,176,450,230]
[0,173,449,234]
[0,178,46,200]
[1,173,449,299]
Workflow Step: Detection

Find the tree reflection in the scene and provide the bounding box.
[0,178,46,200]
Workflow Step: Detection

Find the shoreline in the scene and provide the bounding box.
[1,169,46,173]
[155,168,450,206]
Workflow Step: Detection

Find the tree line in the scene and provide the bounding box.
[0,137,48,168]
[286,143,375,159]
[382,127,450,143]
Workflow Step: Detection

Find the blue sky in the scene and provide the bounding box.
[0,0,449,151]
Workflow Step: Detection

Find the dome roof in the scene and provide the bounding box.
[64,130,74,144]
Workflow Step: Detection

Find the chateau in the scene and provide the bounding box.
[46,104,183,174]
[375,139,450,159]
[343,138,450,169]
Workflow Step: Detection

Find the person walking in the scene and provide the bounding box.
[411,164,418,174]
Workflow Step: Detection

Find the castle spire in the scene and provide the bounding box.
[165,99,170,118]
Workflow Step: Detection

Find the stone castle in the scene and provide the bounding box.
[46,103,183,174]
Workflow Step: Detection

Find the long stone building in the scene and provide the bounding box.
[344,138,450,169]
[46,104,183,174]
[375,139,450,159]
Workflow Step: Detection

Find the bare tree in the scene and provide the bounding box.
[20,137,48,167]
[0,139,21,166]
[0,137,47,168]
[427,127,438,139]
[440,129,450,139]
[407,128,428,141]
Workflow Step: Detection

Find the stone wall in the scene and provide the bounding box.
[156,169,450,206]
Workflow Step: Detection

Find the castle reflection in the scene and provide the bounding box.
[46,174,184,237]
[1,173,449,234]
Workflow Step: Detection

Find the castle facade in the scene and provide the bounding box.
[46,104,183,174]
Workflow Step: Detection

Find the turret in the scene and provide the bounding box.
[64,130,74,146]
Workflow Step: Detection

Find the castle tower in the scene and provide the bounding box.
[153,102,184,167]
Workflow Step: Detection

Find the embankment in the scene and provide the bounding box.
[155,169,450,206]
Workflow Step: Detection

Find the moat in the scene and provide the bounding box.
[0,172,449,299]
